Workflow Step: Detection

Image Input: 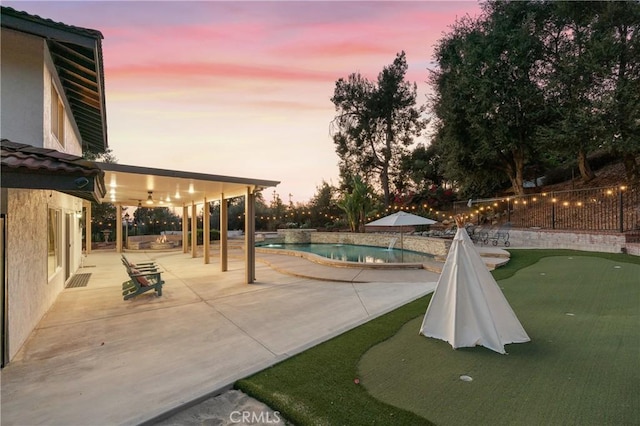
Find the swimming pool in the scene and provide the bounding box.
[258,243,434,264]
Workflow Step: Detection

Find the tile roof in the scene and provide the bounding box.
[0,6,103,39]
[1,139,102,177]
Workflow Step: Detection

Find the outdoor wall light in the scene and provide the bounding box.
[146,191,154,205]
[74,177,89,189]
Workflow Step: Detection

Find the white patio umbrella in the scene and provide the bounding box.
[365,211,437,259]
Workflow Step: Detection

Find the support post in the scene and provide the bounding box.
[220,193,228,272]
[244,187,255,283]
[191,202,197,258]
[619,189,624,233]
[85,201,92,254]
[116,204,122,253]
[182,205,189,254]
[203,198,210,264]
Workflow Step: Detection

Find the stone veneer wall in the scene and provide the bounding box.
[277,230,452,257]
[278,229,314,244]
[501,229,628,254]
[274,229,637,256]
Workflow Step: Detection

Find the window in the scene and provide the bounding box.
[48,208,61,277]
[51,86,65,145]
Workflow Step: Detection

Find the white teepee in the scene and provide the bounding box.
[419,225,530,354]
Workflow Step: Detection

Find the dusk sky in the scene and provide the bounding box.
[7,1,483,203]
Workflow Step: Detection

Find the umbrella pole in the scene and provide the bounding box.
[401,229,404,262]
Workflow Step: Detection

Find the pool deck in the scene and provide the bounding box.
[1,247,454,426]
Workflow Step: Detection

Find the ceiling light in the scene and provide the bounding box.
[146,191,154,205]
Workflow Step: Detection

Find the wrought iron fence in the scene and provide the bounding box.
[451,186,639,232]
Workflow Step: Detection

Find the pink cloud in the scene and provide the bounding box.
[105,61,334,83]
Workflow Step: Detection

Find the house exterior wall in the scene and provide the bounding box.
[6,189,83,360]
[0,28,44,145]
[1,26,88,362]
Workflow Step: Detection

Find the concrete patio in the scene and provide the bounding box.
[0,248,441,425]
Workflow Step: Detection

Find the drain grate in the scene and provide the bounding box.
[66,273,92,288]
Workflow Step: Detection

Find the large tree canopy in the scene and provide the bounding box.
[331,51,427,207]
[428,0,640,196]
[430,1,549,197]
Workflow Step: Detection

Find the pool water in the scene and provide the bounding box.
[259,243,433,264]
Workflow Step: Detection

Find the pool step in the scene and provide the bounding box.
[430,246,511,272]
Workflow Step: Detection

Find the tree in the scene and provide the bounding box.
[337,176,373,233]
[537,1,610,183]
[83,147,117,163]
[133,207,181,235]
[400,143,445,192]
[331,52,427,206]
[598,1,640,184]
[84,148,118,236]
[307,180,340,229]
[430,1,549,196]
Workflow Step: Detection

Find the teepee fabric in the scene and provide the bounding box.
[419,226,529,354]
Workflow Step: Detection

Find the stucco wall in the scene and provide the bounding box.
[0,29,44,145]
[7,189,83,360]
[275,230,451,257]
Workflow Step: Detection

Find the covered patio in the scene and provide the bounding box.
[91,162,280,283]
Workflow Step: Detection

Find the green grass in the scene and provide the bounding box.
[235,250,640,425]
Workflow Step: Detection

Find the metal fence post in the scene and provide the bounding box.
[619,189,624,233]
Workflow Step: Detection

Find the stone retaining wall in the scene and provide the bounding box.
[274,228,638,256]
[500,229,628,254]
[127,234,182,250]
[276,230,451,257]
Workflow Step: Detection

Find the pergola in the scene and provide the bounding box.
[88,162,279,283]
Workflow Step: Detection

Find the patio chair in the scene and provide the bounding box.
[121,254,158,271]
[465,224,489,245]
[122,265,164,300]
[488,222,511,247]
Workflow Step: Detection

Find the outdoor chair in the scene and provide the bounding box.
[122,264,164,300]
[466,224,489,245]
[121,254,158,271]
[488,222,511,247]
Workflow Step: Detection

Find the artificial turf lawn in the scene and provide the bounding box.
[235,250,640,425]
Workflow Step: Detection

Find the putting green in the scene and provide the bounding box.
[358,256,639,426]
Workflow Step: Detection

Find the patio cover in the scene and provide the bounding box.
[419,224,530,354]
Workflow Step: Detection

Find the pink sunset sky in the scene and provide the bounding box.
[7,1,483,203]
